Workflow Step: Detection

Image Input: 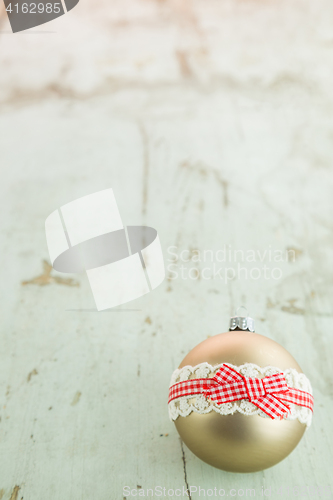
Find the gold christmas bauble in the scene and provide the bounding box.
[172,329,309,473]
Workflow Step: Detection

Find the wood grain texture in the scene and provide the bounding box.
[0,0,333,498]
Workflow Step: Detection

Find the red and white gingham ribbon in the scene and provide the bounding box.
[168,364,314,419]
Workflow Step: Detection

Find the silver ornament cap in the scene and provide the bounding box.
[229,306,255,332]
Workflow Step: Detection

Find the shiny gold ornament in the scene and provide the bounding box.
[170,311,312,473]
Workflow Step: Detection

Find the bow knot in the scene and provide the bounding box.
[205,364,290,419]
[244,377,265,401]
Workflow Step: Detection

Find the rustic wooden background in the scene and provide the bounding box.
[0,0,333,499]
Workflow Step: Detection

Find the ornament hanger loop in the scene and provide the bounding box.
[229,306,255,332]
[235,306,249,318]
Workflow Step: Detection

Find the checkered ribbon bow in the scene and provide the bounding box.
[168,364,314,419]
[204,365,290,419]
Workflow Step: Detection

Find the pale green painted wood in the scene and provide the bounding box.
[0,1,333,499]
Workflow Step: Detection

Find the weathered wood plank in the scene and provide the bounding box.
[1,0,333,498]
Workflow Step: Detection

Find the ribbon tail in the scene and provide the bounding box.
[279,388,314,412]
[253,394,290,420]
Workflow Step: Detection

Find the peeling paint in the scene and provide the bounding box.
[71,391,82,406]
[281,300,305,315]
[9,486,20,500]
[22,260,79,287]
[176,50,193,78]
[286,247,303,262]
[27,369,38,382]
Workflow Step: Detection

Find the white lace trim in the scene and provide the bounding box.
[168,362,313,427]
